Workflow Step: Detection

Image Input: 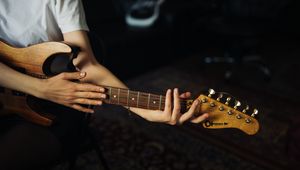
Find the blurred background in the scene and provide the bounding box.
[57,0,300,169]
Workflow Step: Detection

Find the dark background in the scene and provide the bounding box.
[68,0,300,170]
[82,0,300,80]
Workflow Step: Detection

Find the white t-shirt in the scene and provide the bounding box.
[0,0,89,47]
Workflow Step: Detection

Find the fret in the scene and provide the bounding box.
[137,91,140,107]
[117,88,120,104]
[127,90,130,107]
[109,87,112,103]
[103,86,167,110]
[110,88,119,104]
[147,93,151,109]
[159,95,162,110]
[128,90,137,108]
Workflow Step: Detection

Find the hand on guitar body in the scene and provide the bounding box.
[36,71,106,114]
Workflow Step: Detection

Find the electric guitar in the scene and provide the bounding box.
[0,40,260,135]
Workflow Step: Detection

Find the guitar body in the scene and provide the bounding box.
[0,40,79,126]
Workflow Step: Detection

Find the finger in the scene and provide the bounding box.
[76,83,105,92]
[171,88,181,122]
[60,72,86,80]
[179,92,191,99]
[75,92,106,99]
[164,89,172,113]
[191,113,209,124]
[71,104,94,113]
[178,99,200,124]
[73,98,103,106]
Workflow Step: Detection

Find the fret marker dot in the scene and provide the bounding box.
[113,95,117,98]
[132,98,135,101]
[153,101,156,104]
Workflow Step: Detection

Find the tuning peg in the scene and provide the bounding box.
[242,105,249,113]
[216,93,223,101]
[251,109,258,117]
[225,97,231,105]
[208,89,215,97]
[233,100,241,109]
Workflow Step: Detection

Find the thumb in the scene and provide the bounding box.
[61,72,86,80]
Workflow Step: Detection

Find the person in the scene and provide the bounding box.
[0,0,208,169]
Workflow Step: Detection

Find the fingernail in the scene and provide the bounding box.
[101,94,106,98]
[80,72,86,77]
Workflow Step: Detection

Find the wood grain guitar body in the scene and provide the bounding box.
[0,40,79,126]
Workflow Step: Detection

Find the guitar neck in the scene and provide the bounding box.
[103,86,187,111]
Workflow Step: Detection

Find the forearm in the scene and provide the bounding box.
[0,62,41,96]
[79,62,127,88]
[63,31,127,89]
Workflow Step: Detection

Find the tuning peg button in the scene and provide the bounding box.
[234,101,241,109]
[216,93,223,101]
[242,105,249,113]
[251,109,258,117]
[225,97,231,105]
[208,89,215,97]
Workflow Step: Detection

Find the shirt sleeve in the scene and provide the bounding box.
[55,0,89,33]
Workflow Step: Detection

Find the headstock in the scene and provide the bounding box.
[187,89,259,135]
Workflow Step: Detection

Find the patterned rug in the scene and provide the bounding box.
[52,55,299,170]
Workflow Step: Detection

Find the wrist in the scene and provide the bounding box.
[29,78,46,99]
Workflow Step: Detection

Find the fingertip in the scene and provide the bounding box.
[174,88,179,95]
[186,92,191,97]
[193,99,199,105]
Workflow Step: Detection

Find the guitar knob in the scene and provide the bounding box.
[251,109,258,117]
[225,97,231,105]
[208,89,215,97]
[216,93,223,101]
[233,100,241,109]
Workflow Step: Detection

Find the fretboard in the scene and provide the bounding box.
[103,86,186,111]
